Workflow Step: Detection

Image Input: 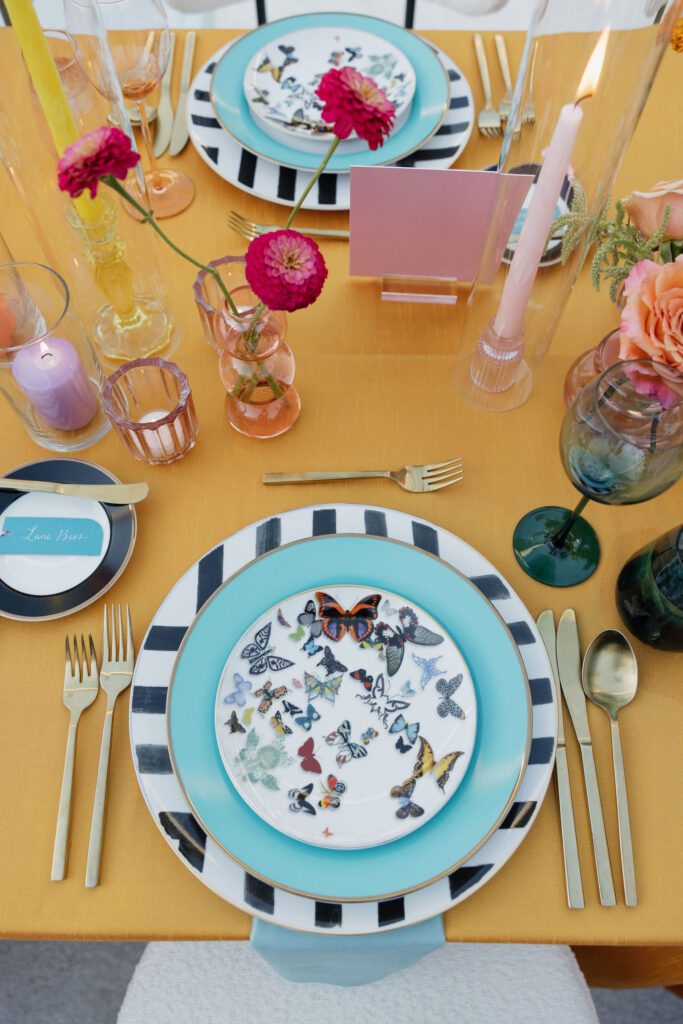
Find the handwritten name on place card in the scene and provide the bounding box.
[0,517,105,556]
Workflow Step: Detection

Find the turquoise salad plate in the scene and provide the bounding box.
[167,534,531,902]
[209,13,450,173]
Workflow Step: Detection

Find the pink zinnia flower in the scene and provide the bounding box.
[315,67,395,150]
[57,126,140,199]
[245,230,327,312]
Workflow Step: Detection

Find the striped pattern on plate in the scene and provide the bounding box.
[187,38,474,212]
[130,503,556,934]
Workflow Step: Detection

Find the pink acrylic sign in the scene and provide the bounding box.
[349,166,533,283]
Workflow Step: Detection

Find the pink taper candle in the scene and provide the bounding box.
[493,103,582,339]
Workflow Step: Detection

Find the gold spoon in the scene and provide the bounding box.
[582,629,638,906]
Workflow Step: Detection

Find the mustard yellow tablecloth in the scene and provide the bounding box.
[0,29,681,989]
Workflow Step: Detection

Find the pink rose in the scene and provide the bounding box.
[623,179,683,241]
[619,255,683,376]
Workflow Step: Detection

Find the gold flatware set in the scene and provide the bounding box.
[538,609,638,909]
[474,33,536,140]
[52,605,134,887]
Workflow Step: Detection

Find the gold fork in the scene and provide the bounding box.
[495,35,522,142]
[85,604,134,888]
[52,634,99,882]
[263,458,463,494]
[228,210,349,242]
[521,40,537,125]
[473,34,502,139]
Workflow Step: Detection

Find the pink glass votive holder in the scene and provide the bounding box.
[103,358,198,465]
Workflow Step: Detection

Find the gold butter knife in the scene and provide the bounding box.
[0,478,148,505]
[537,609,584,909]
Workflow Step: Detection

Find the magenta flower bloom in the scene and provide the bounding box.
[245,230,328,312]
[57,126,140,199]
[315,67,395,150]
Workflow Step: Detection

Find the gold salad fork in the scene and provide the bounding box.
[85,604,134,888]
[263,458,463,494]
[494,35,521,142]
[473,34,502,138]
[228,210,349,242]
[52,634,99,882]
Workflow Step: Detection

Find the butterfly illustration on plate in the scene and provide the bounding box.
[225,710,245,734]
[317,646,347,677]
[254,682,288,715]
[390,714,420,750]
[304,671,342,704]
[361,727,378,745]
[256,48,298,83]
[288,624,305,642]
[389,777,424,819]
[291,678,303,689]
[243,707,254,725]
[400,680,417,698]
[318,774,346,809]
[288,783,316,815]
[345,46,362,61]
[436,675,466,719]
[277,608,290,628]
[360,637,385,660]
[315,591,381,643]
[297,736,321,774]
[407,736,464,795]
[322,827,333,838]
[412,653,446,690]
[350,668,373,691]
[325,720,368,767]
[294,702,322,732]
[380,597,398,617]
[270,709,292,736]
[374,607,443,676]
[282,700,303,717]
[222,672,252,707]
[241,623,294,675]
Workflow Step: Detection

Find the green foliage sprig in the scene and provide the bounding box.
[548,187,672,304]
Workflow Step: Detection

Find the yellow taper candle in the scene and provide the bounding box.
[5,0,103,222]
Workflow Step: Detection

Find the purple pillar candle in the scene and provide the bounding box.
[12,338,98,431]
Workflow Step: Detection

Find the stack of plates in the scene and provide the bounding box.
[187,13,475,212]
[130,504,557,934]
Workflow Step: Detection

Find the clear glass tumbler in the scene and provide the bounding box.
[103,357,198,464]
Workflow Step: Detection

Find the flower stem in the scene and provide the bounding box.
[104,176,241,317]
[284,136,340,229]
[104,176,285,401]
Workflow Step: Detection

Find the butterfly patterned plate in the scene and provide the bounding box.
[215,586,476,850]
[244,26,416,154]
[188,35,473,211]
[165,534,529,901]
[130,504,555,930]
[210,14,448,173]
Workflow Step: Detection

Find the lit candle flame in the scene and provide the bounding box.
[39,341,53,361]
[576,26,609,102]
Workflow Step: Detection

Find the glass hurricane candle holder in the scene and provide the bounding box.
[0,262,109,451]
[454,0,682,412]
[103,358,198,465]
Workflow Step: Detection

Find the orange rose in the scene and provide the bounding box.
[623,179,683,240]
[619,255,683,374]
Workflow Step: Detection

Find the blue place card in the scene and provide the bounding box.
[0,517,105,556]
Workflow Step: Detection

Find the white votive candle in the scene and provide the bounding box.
[135,409,186,461]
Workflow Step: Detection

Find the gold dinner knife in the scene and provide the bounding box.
[153,31,176,158]
[537,610,584,909]
[169,31,195,157]
[557,609,616,906]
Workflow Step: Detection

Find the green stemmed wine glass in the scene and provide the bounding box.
[513,359,683,587]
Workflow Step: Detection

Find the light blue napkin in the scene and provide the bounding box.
[250,915,445,986]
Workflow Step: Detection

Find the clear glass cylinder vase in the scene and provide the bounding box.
[0,262,109,451]
[454,0,682,412]
[0,11,177,368]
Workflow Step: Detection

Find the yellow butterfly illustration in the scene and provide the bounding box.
[243,707,255,725]
[406,736,464,794]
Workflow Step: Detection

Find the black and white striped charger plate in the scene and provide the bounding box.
[187,38,474,212]
[130,504,556,934]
